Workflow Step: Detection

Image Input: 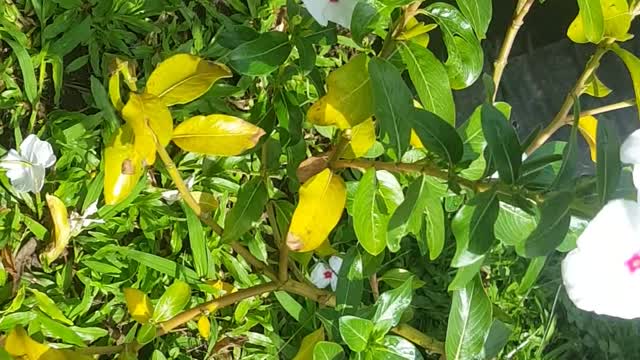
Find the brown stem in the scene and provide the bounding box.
[157,282,279,336]
[492,0,536,101]
[526,41,614,154]
[390,324,445,354]
[75,345,126,355]
[565,98,635,122]
[370,273,380,301]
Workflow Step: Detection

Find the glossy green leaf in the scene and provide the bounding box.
[30,289,73,325]
[372,278,413,334]
[611,45,640,121]
[412,109,464,165]
[387,176,430,251]
[368,57,413,157]
[152,281,191,322]
[137,323,157,345]
[575,0,604,43]
[596,119,621,206]
[524,191,573,257]
[354,168,389,255]
[445,276,492,360]
[117,247,200,283]
[455,0,492,39]
[481,103,521,184]
[370,335,424,359]
[228,31,292,76]
[380,268,426,289]
[467,190,499,254]
[222,177,269,242]
[335,248,364,309]
[313,341,345,360]
[424,193,445,260]
[339,316,374,352]
[448,259,484,291]
[399,42,455,124]
[494,202,536,247]
[424,3,483,89]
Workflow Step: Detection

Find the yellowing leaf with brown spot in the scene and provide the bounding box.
[41,194,71,265]
[122,93,173,165]
[124,288,154,324]
[172,115,265,156]
[145,54,232,106]
[198,316,211,338]
[578,115,598,162]
[292,327,325,360]
[343,118,376,159]
[104,125,144,205]
[5,327,93,360]
[568,0,632,43]
[307,54,373,129]
[287,169,346,252]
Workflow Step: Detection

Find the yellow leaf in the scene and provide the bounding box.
[577,115,598,162]
[584,74,612,98]
[104,125,144,205]
[5,327,93,360]
[207,280,237,298]
[41,194,71,265]
[109,72,124,111]
[197,316,211,339]
[286,169,346,252]
[292,327,325,360]
[191,191,219,213]
[123,288,154,324]
[307,54,373,129]
[568,0,632,43]
[145,54,232,106]
[343,118,376,159]
[398,18,435,47]
[122,93,173,165]
[410,129,424,149]
[109,58,138,110]
[172,114,266,156]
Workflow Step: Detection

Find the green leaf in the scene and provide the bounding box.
[0,312,36,331]
[2,37,37,104]
[183,204,210,279]
[313,341,345,360]
[481,320,513,359]
[339,316,374,352]
[424,3,483,89]
[152,281,191,322]
[596,119,621,206]
[295,37,316,72]
[399,42,455,124]
[372,278,413,335]
[368,57,413,157]
[370,335,424,359]
[455,0,492,39]
[552,108,579,190]
[611,45,640,121]
[351,2,378,45]
[115,247,200,283]
[412,109,464,165]
[481,103,521,184]
[387,176,430,251]
[448,259,484,291]
[137,323,157,345]
[336,248,364,309]
[379,268,426,289]
[49,16,92,57]
[517,256,546,294]
[466,190,499,254]
[37,313,85,346]
[274,291,308,322]
[223,177,269,242]
[423,193,445,260]
[354,168,388,255]
[524,191,573,257]
[494,203,536,247]
[30,289,73,325]
[228,31,292,76]
[445,276,493,360]
[576,0,604,43]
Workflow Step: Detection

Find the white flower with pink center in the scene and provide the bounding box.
[309,256,343,291]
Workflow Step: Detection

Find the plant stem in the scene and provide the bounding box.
[567,98,635,121]
[390,324,445,354]
[157,282,279,336]
[379,1,422,58]
[267,202,289,282]
[75,345,125,355]
[492,0,536,101]
[526,40,615,154]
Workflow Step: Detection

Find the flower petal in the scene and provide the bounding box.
[329,255,343,273]
[310,262,332,289]
[620,129,640,165]
[20,134,56,168]
[562,199,640,319]
[330,275,338,291]
[302,0,358,28]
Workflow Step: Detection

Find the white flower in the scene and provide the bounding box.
[0,135,56,193]
[310,256,343,291]
[561,129,640,319]
[301,0,357,28]
[69,201,104,236]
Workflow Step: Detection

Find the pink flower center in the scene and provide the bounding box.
[625,253,640,273]
[323,270,333,279]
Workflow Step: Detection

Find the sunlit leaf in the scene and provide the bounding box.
[455,0,492,39]
[343,118,375,159]
[287,169,346,252]
[568,0,631,43]
[584,74,612,98]
[121,93,173,165]
[293,327,325,360]
[397,18,436,47]
[123,288,153,324]
[104,125,144,205]
[30,289,73,325]
[41,194,71,265]
[577,115,597,162]
[172,114,265,156]
[153,281,191,322]
[353,168,389,256]
[198,316,211,338]
[339,316,373,352]
[145,53,232,106]
[5,327,93,360]
[313,341,344,360]
[307,54,373,129]
[611,45,640,120]
[571,0,604,43]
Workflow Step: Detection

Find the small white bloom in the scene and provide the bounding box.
[561,129,640,319]
[310,255,343,291]
[301,0,357,28]
[0,135,56,193]
[69,201,104,235]
[161,175,195,204]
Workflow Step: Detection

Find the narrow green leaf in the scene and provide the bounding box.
[37,313,85,346]
[576,0,604,43]
[481,104,521,184]
[0,312,36,331]
[152,281,191,322]
[228,31,292,76]
[412,108,464,165]
[399,42,455,124]
[30,289,73,325]
[335,248,364,310]
[455,0,492,39]
[137,323,157,345]
[274,291,308,322]
[424,194,445,260]
[50,16,92,57]
[596,119,621,206]
[313,341,345,360]
[339,316,374,352]
[466,189,499,254]
[379,268,426,289]
[387,176,430,251]
[611,45,640,120]
[481,320,513,359]
[448,258,484,291]
[2,38,37,104]
[223,177,269,242]
[552,102,580,190]
[445,276,493,360]
[115,247,199,283]
[517,256,546,294]
[524,191,573,257]
[368,57,413,157]
[354,168,388,255]
[351,2,378,45]
[183,204,209,279]
[372,278,413,335]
